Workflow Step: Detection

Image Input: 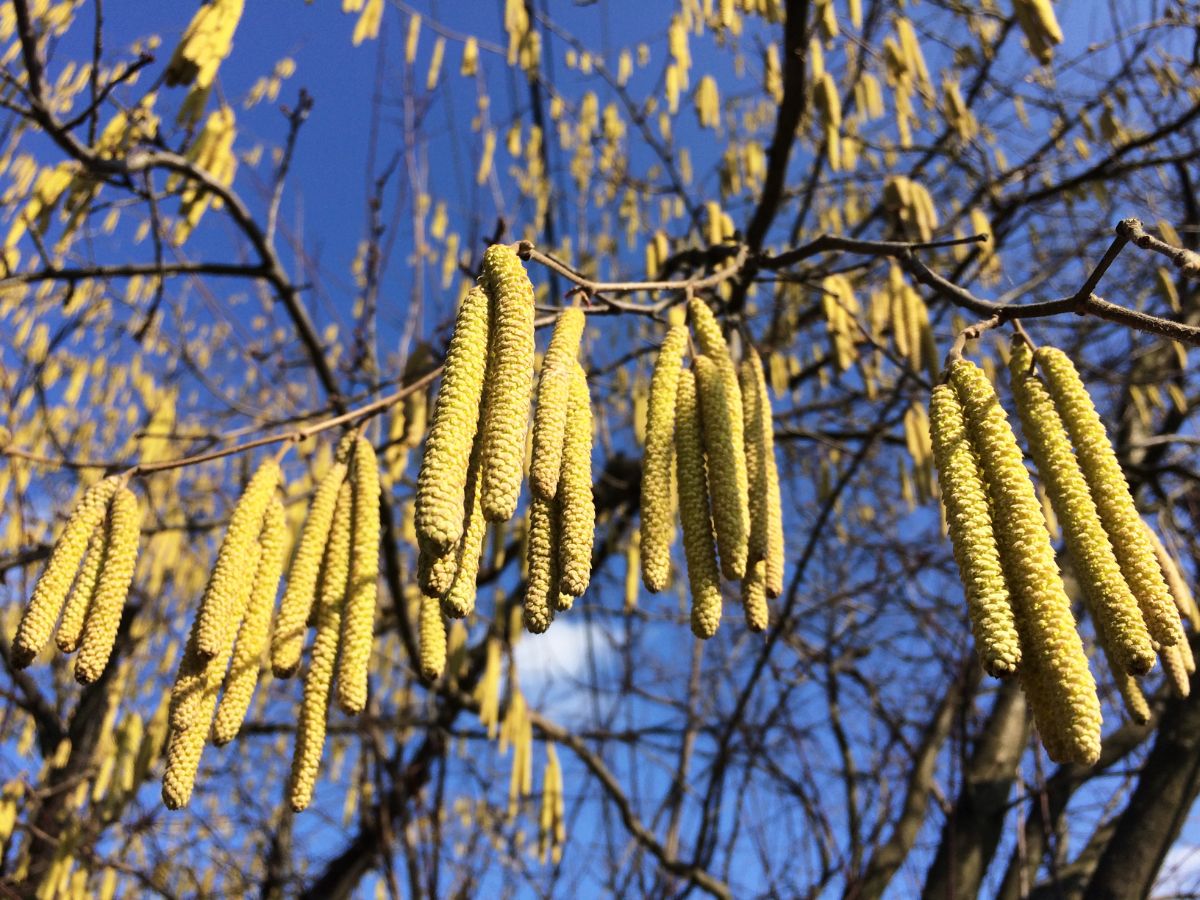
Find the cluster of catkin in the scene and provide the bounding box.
[415,245,552,677]
[12,475,141,683]
[640,297,784,638]
[930,339,1193,765]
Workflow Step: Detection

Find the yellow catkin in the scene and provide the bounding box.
[418,542,459,597]
[740,348,785,597]
[1161,642,1191,698]
[272,458,348,678]
[289,482,352,813]
[480,244,536,523]
[337,436,381,715]
[195,459,281,659]
[443,442,487,618]
[418,591,447,680]
[1036,347,1180,649]
[14,476,119,668]
[929,383,1022,677]
[170,538,262,734]
[415,284,490,552]
[530,307,586,500]
[55,522,107,654]
[1093,615,1151,725]
[523,495,559,634]
[950,359,1101,766]
[640,324,688,592]
[558,366,594,596]
[677,369,723,639]
[741,558,769,632]
[694,355,749,580]
[1008,342,1155,676]
[75,486,140,685]
[213,496,287,746]
[161,675,220,810]
[1144,522,1200,632]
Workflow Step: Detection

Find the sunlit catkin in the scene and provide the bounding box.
[558,366,594,596]
[75,486,141,685]
[1008,341,1155,676]
[741,558,769,632]
[1036,346,1179,650]
[337,435,381,715]
[480,244,536,523]
[289,482,352,813]
[950,359,1101,765]
[1162,642,1192,698]
[195,459,281,660]
[677,369,723,639]
[418,542,458,598]
[273,457,347,678]
[694,355,749,580]
[531,307,586,500]
[740,348,785,597]
[523,495,559,634]
[213,497,287,746]
[418,591,447,680]
[1144,522,1200,631]
[928,384,1021,676]
[640,324,688,592]
[415,284,490,552]
[55,522,107,654]
[443,442,487,619]
[14,476,119,668]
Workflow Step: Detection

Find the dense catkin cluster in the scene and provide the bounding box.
[949,359,1101,765]
[640,324,688,592]
[1008,341,1156,676]
[1036,347,1181,650]
[480,244,536,523]
[337,435,381,715]
[13,476,121,668]
[676,369,723,639]
[927,383,1021,677]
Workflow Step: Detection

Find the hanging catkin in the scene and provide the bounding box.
[740,558,769,632]
[74,485,141,685]
[195,459,281,660]
[1008,341,1155,676]
[442,442,488,618]
[415,284,490,552]
[337,435,381,715]
[928,383,1021,677]
[418,590,447,680]
[530,307,586,500]
[1035,347,1180,650]
[950,359,1101,766]
[1161,642,1192,698]
[273,449,349,678]
[480,244,536,523]
[213,496,287,746]
[740,348,785,597]
[640,324,688,592]
[14,476,120,668]
[523,495,559,634]
[55,517,108,654]
[289,481,352,813]
[1143,522,1200,631]
[694,355,749,580]
[558,365,594,597]
[677,369,723,639]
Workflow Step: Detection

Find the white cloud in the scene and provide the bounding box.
[1155,844,1200,897]
[511,618,613,722]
